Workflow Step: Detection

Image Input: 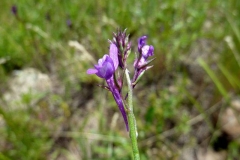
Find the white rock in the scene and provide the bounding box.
[3,68,52,110]
[220,99,240,138]
[180,147,226,160]
[197,148,227,160]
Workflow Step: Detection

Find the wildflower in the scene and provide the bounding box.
[87,31,154,132]
[133,36,154,86]
[87,43,119,80]
[135,36,154,68]
[87,30,154,158]
[87,43,129,131]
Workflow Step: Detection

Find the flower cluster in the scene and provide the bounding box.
[132,36,154,88]
[87,30,154,131]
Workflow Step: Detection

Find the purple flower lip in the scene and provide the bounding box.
[87,43,119,80]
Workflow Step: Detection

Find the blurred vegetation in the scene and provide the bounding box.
[0,0,240,159]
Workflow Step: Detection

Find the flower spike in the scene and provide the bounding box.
[87,30,154,132]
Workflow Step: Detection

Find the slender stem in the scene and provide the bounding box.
[125,69,140,160]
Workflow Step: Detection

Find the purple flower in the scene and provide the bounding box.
[132,36,154,86]
[87,55,115,79]
[87,43,129,131]
[135,36,154,68]
[86,31,155,132]
[87,43,118,80]
[11,5,17,16]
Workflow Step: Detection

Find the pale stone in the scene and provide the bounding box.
[3,68,52,110]
[220,99,240,138]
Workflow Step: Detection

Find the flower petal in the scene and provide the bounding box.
[138,36,147,51]
[87,68,98,74]
[98,55,108,66]
[148,45,154,56]
[109,43,119,70]
[142,45,154,58]
[142,45,150,58]
[96,56,115,79]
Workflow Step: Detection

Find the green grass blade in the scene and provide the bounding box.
[198,58,228,98]
[218,63,240,89]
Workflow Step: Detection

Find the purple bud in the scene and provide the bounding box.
[66,19,73,29]
[112,29,131,69]
[11,5,17,16]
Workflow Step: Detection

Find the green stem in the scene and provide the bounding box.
[125,69,140,160]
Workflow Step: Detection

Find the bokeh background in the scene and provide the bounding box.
[1,0,240,159]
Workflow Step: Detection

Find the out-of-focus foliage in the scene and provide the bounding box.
[0,0,240,159]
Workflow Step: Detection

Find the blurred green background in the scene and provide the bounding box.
[0,0,240,159]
